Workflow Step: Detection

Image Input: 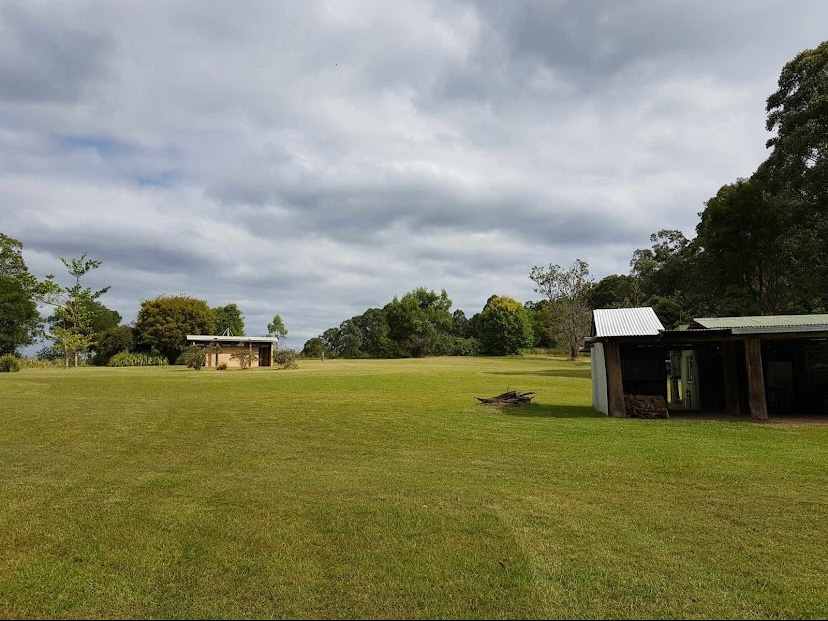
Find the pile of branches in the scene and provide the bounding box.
[476,390,536,406]
[625,394,669,419]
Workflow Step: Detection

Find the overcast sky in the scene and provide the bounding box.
[2,1,826,345]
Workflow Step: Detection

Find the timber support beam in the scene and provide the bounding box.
[744,337,768,420]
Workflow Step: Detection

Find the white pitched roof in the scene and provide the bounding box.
[186,334,278,344]
[593,307,664,338]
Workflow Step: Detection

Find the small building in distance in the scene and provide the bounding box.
[186,332,278,368]
[588,307,828,419]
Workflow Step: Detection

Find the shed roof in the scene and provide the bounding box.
[691,314,828,334]
[187,334,278,344]
[593,307,664,338]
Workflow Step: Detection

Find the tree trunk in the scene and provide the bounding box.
[74,351,79,368]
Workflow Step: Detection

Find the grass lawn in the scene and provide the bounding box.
[1,355,826,619]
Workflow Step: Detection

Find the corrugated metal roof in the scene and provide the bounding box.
[187,334,279,343]
[692,314,828,334]
[593,307,664,337]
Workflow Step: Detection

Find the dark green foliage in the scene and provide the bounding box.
[384,288,453,358]
[762,41,828,204]
[477,295,533,355]
[135,296,215,363]
[212,304,245,336]
[313,288,485,358]
[0,353,21,372]
[0,234,43,355]
[302,337,326,358]
[0,276,39,355]
[93,325,135,366]
[524,300,558,348]
[588,274,642,310]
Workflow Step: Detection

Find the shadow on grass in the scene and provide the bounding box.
[486,369,591,379]
[492,403,603,418]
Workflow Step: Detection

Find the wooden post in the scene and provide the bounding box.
[722,341,741,416]
[605,341,626,417]
[744,337,768,420]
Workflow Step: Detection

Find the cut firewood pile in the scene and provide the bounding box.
[624,394,669,419]
[476,390,536,406]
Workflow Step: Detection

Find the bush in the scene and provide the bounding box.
[0,354,21,372]
[275,349,298,369]
[216,362,227,371]
[181,345,205,370]
[107,351,169,367]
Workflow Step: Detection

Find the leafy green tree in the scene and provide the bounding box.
[451,309,470,337]
[0,234,45,354]
[320,327,341,357]
[383,288,453,357]
[336,319,365,358]
[212,303,245,336]
[589,274,642,310]
[44,255,110,367]
[529,259,593,359]
[302,337,326,359]
[0,276,39,355]
[477,295,533,355]
[524,300,558,348]
[762,40,828,203]
[267,314,288,338]
[695,179,791,314]
[353,308,395,357]
[135,296,215,363]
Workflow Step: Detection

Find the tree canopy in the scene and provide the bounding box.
[213,304,245,336]
[135,296,215,363]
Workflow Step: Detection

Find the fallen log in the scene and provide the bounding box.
[476,390,536,406]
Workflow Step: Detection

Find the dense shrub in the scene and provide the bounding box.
[0,354,21,372]
[275,349,298,369]
[108,351,169,367]
[216,362,227,371]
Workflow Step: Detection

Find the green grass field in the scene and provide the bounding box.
[1,356,826,619]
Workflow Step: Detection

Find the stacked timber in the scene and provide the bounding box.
[624,394,669,419]
[476,391,536,406]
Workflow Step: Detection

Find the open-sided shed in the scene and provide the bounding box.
[588,308,828,419]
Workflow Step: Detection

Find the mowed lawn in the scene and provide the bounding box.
[1,356,826,619]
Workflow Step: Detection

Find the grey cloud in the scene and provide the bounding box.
[0,4,112,103]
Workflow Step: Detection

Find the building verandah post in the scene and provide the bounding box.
[744,337,768,420]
